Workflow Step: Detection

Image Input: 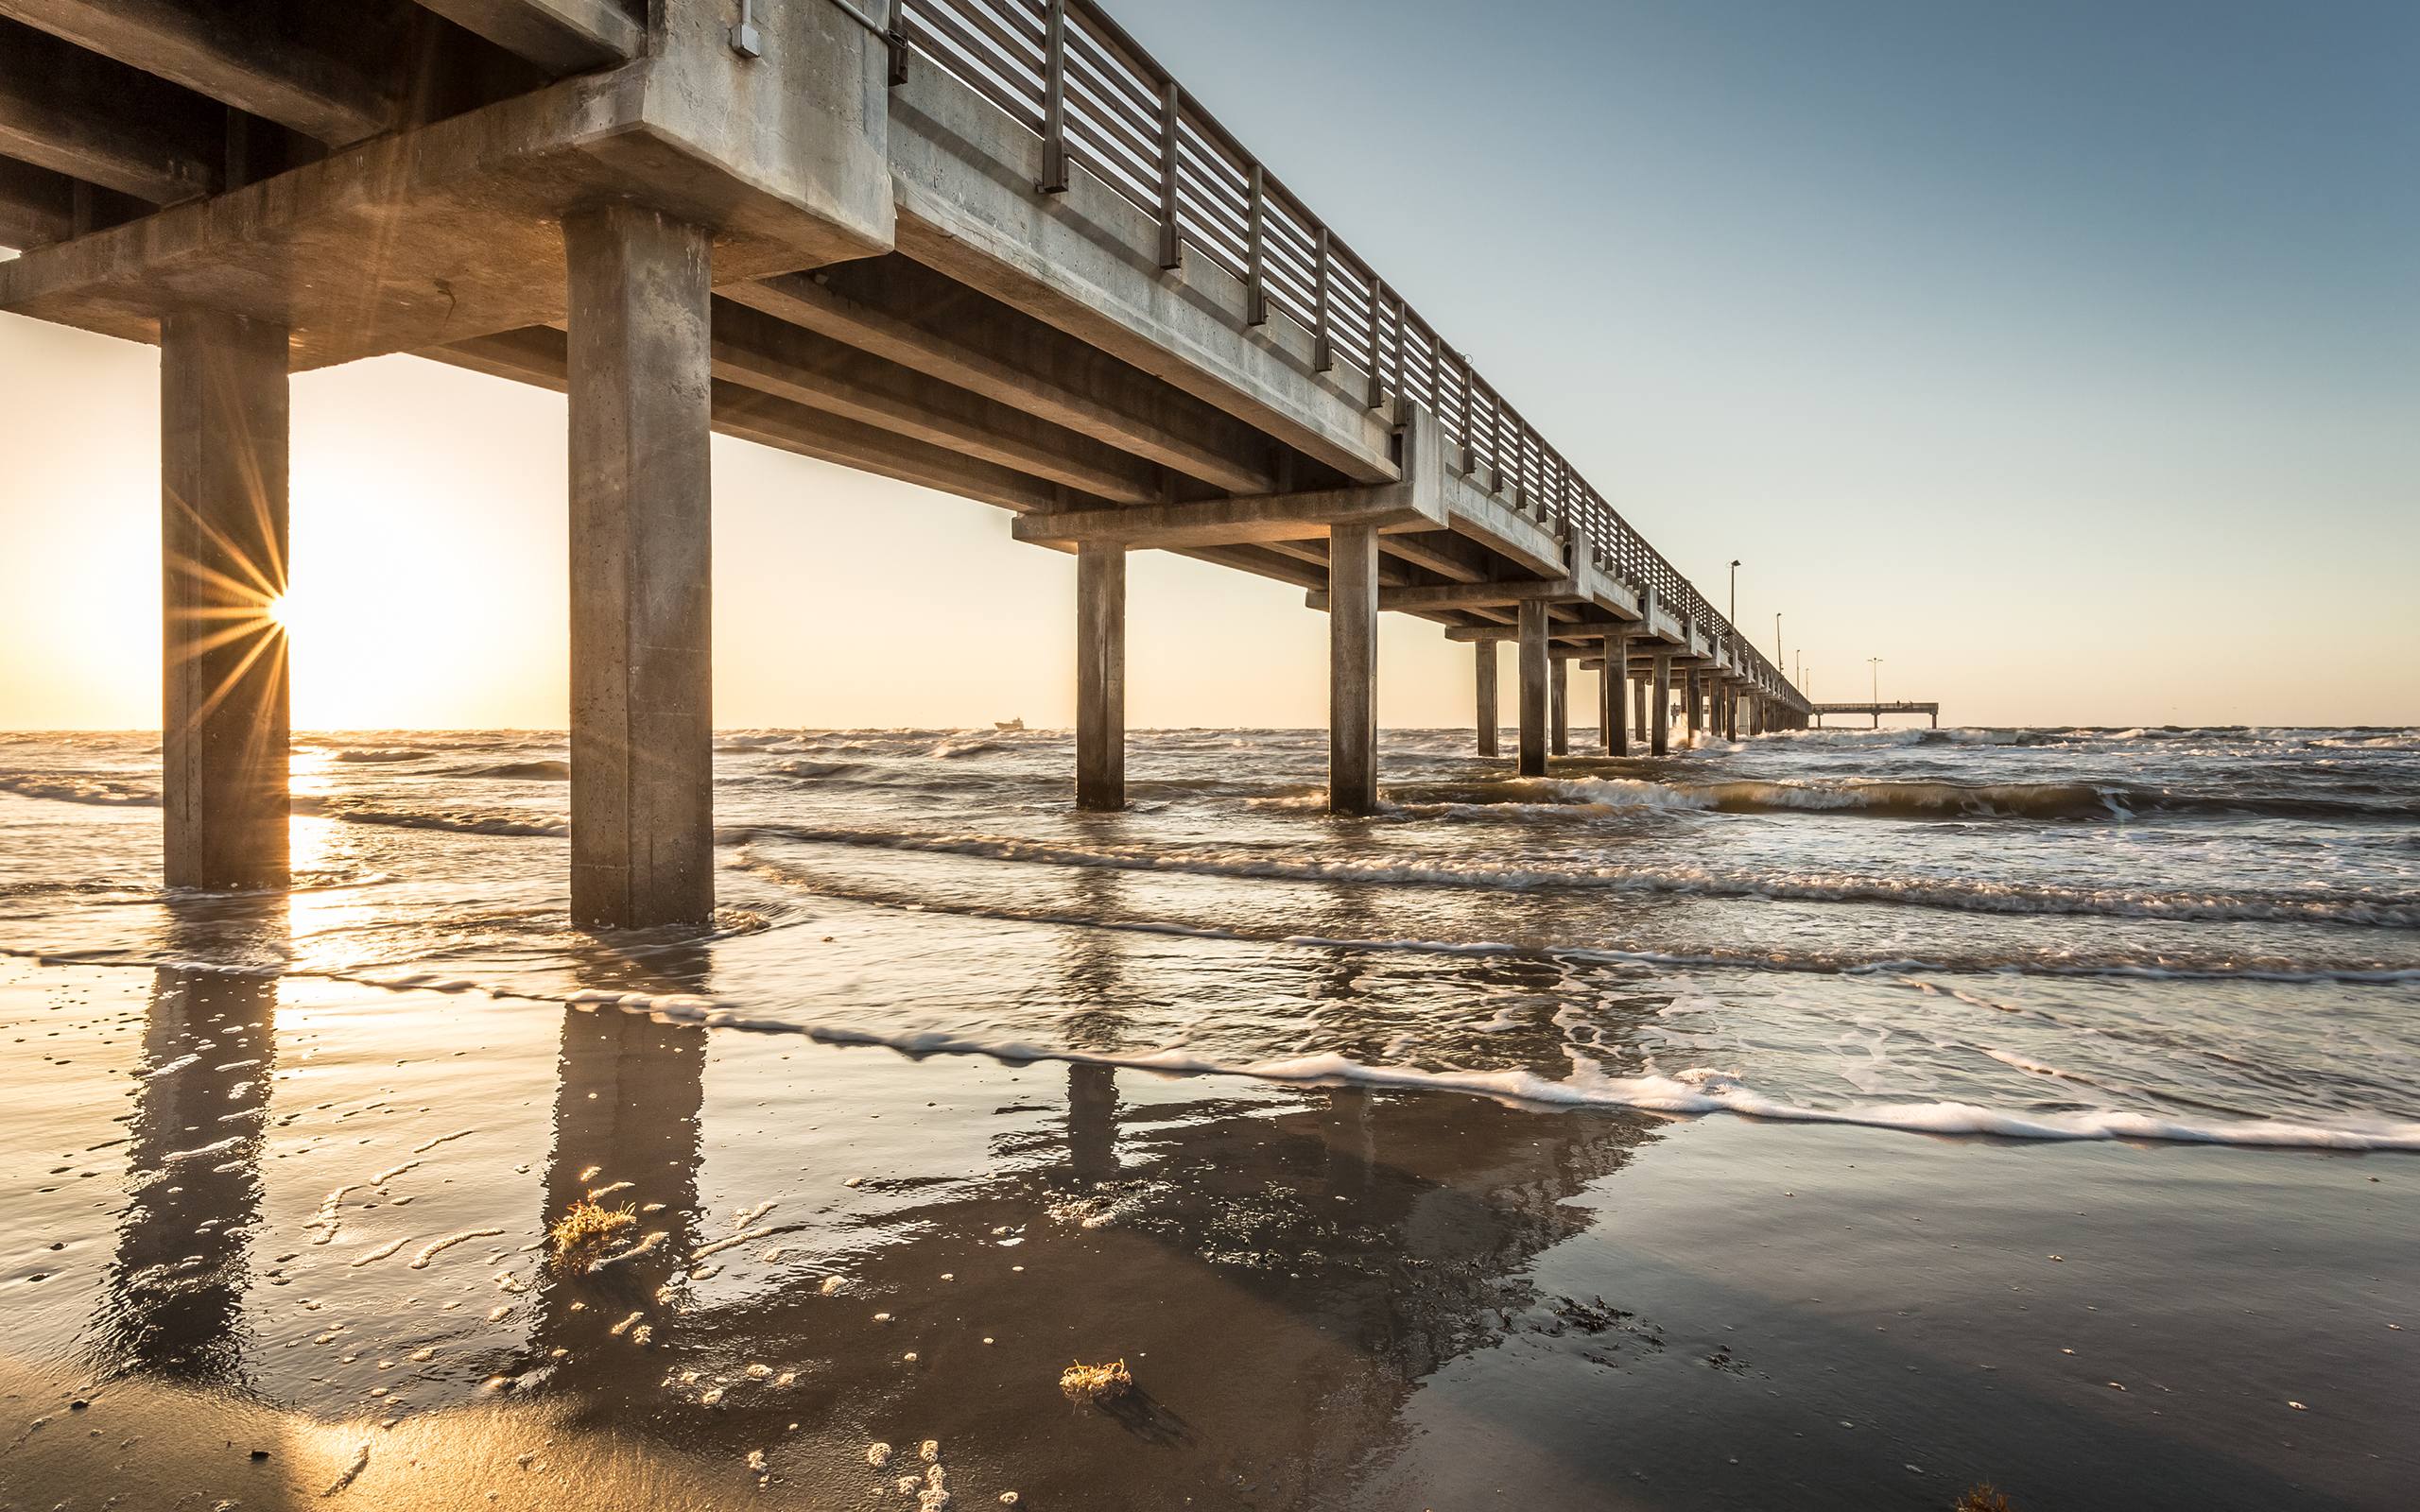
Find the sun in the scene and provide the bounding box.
[265,593,295,632]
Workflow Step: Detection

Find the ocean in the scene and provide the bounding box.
[5,724,2416,1149]
[2,724,2415,1508]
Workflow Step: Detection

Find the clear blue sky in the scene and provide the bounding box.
[2,0,2413,727]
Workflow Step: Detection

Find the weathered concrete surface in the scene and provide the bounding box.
[160,308,288,890]
[1601,628,1629,756]
[1517,599,1549,778]
[0,0,895,368]
[1651,651,1672,757]
[1475,641,1498,758]
[1550,658,1570,757]
[1328,523,1378,815]
[1076,541,1125,811]
[415,0,640,74]
[566,203,714,928]
[884,53,1395,484]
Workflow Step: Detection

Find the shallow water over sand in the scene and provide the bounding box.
[2,725,2416,1507]
[3,724,2416,1148]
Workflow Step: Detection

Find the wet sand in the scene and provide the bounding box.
[2,957,2413,1510]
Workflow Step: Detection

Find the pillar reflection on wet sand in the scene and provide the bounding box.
[92,901,285,1383]
[1058,866,1130,1186]
[529,942,709,1394]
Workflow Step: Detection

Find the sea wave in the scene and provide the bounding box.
[732,850,2420,986]
[729,822,2418,928]
[453,759,571,781]
[0,771,160,807]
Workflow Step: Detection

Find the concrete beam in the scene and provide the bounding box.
[0,0,393,146]
[1304,576,1582,613]
[1328,524,1378,815]
[886,54,1396,483]
[411,0,640,74]
[1076,541,1123,811]
[160,308,288,889]
[727,265,1277,497]
[428,326,1075,516]
[1015,408,1445,550]
[707,297,1164,506]
[565,202,714,929]
[0,18,217,202]
[0,154,74,249]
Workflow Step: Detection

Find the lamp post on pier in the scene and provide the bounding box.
[1728,559,1740,626]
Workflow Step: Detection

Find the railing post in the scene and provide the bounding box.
[1245,161,1269,327]
[1365,276,1387,411]
[886,0,910,87]
[1039,0,1069,195]
[1312,224,1333,372]
[1455,349,1474,474]
[1155,77,1182,269]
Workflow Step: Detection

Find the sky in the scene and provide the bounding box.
[2,0,2414,730]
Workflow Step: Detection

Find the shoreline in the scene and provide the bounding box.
[4,959,2412,1509]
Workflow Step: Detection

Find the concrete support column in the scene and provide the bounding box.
[162,310,290,890]
[1651,652,1672,757]
[1601,631,1628,755]
[1633,676,1647,747]
[1327,523,1378,815]
[1076,541,1125,811]
[1516,600,1549,777]
[566,203,715,928]
[1685,669,1703,747]
[1474,642,1498,758]
[1549,658,1570,756]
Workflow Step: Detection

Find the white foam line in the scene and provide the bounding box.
[731,822,2417,928]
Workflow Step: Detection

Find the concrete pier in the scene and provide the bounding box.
[1475,643,1498,758]
[1517,599,1549,777]
[161,310,288,890]
[1076,541,1125,811]
[1549,659,1570,757]
[1328,523,1378,815]
[1685,669,1702,746]
[1634,678,1648,750]
[1600,629,1628,755]
[566,204,715,929]
[1651,652,1673,757]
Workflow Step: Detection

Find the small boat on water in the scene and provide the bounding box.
[994,718,1026,731]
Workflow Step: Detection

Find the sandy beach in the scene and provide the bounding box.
[5,945,2412,1510]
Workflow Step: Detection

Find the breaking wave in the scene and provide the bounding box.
[0,772,160,807]
[730,822,2418,928]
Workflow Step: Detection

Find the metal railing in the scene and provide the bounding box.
[893,0,1805,707]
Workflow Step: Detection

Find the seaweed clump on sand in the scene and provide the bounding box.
[548,1199,637,1273]
[1058,1359,1133,1405]
[1954,1487,2015,1512]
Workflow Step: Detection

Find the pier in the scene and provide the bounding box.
[0,0,1811,926]
[1811,701,1940,729]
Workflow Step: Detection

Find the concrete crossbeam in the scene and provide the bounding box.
[411,0,641,74]
[0,19,217,202]
[729,268,1277,497]
[707,297,1159,506]
[0,155,74,249]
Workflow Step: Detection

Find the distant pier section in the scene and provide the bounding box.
[1812,701,1940,729]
